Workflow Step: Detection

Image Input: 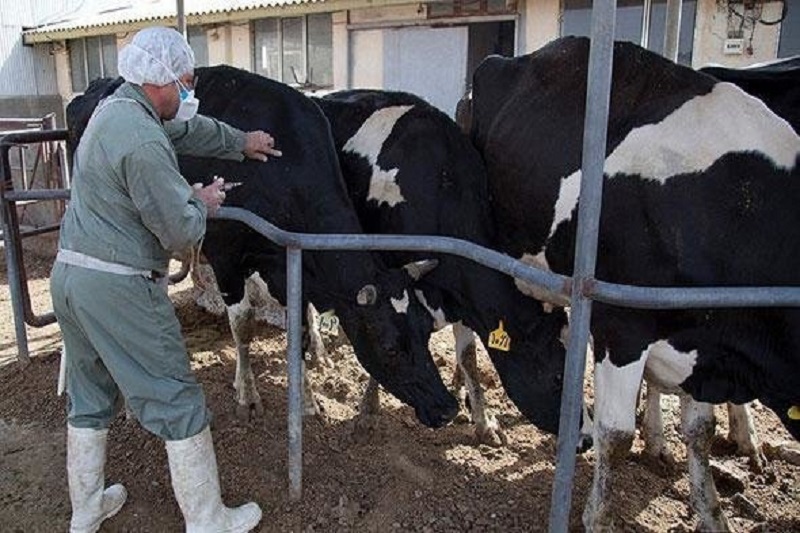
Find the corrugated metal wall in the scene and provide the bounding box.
[0,0,86,97]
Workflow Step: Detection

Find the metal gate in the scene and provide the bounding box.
[3,3,800,531]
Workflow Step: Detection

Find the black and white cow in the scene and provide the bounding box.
[313,89,572,445]
[700,56,799,133]
[639,56,800,473]
[66,66,460,429]
[470,37,800,530]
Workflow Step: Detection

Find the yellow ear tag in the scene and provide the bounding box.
[788,406,800,421]
[488,320,511,352]
[318,310,340,337]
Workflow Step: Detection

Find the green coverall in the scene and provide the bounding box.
[51,82,247,440]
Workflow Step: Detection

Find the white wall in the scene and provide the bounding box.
[520,0,560,54]
[0,0,60,97]
[350,29,384,89]
[693,0,783,68]
[383,26,468,117]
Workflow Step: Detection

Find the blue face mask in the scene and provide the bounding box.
[172,79,199,122]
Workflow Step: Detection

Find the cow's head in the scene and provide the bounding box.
[187,66,459,428]
[488,304,572,436]
[336,260,459,428]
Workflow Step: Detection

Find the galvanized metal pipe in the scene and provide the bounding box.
[216,207,571,300]
[589,279,800,309]
[1,131,69,363]
[286,247,304,501]
[5,189,71,202]
[1,144,30,364]
[549,1,617,531]
[176,0,187,38]
[663,0,683,62]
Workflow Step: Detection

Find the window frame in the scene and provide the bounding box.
[68,35,118,93]
[251,13,333,89]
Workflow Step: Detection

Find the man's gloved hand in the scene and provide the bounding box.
[192,177,227,216]
[244,130,282,162]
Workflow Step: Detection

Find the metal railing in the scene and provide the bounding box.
[1,129,71,365]
[4,5,800,524]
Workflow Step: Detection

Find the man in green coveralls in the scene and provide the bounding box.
[50,26,281,533]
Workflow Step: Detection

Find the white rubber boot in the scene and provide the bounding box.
[67,426,128,533]
[166,426,262,533]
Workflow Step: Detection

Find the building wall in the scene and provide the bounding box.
[520,0,560,54]
[693,0,783,68]
[29,1,799,115]
[350,29,385,89]
[332,11,349,90]
[0,0,64,121]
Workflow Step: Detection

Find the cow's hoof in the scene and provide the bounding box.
[642,448,678,474]
[235,399,264,421]
[576,433,593,454]
[745,447,766,474]
[353,412,380,438]
[304,398,322,418]
[475,425,508,447]
[453,412,471,425]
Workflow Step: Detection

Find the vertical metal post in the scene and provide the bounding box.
[176,0,187,38]
[640,0,652,48]
[1,144,30,364]
[663,0,683,62]
[548,1,616,532]
[286,246,303,500]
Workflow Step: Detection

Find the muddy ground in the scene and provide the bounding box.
[2,236,799,532]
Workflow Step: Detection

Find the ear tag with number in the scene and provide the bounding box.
[789,406,800,421]
[318,310,340,337]
[488,320,511,352]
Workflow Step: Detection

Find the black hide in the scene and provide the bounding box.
[65,67,459,428]
[470,37,800,440]
[314,90,570,435]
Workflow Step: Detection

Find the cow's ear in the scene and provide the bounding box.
[356,284,378,306]
[403,259,439,281]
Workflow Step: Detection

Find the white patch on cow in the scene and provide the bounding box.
[513,252,559,311]
[607,83,800,182]
[414,289,448,330]
[343,105,414,208]
[390,290,410,314]
[548,171,582,243]
[453,321,474,356]
[645,339,697,390]
[545,82,800,244]
[227,300,249,332]
[594,351,648,434]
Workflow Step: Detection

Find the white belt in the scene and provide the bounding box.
[55,249,167,396]
[56,249,155,277]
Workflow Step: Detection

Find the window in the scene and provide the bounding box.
[562,0,697,66]
[252,14,333,89]
[778,1,799,57]
[428,0,517,19]
[68,35,118,92]
[188,26,209,67]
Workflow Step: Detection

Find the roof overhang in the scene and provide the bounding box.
[22,0,421,44]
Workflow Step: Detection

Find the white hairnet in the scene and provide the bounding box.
[118,27,195,85]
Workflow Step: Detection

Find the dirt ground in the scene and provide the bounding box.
[2,235,800,532]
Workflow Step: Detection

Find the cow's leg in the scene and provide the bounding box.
[301,360,320,417]
[641,385,677,468]
[453,323,506,446]
[584,352,647,531]
[726,402,764,473]
[353,377,382,434]
[298,305,325,418]
[228,292,263,420]
[680,396,730,532]
[304,304,332,370]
